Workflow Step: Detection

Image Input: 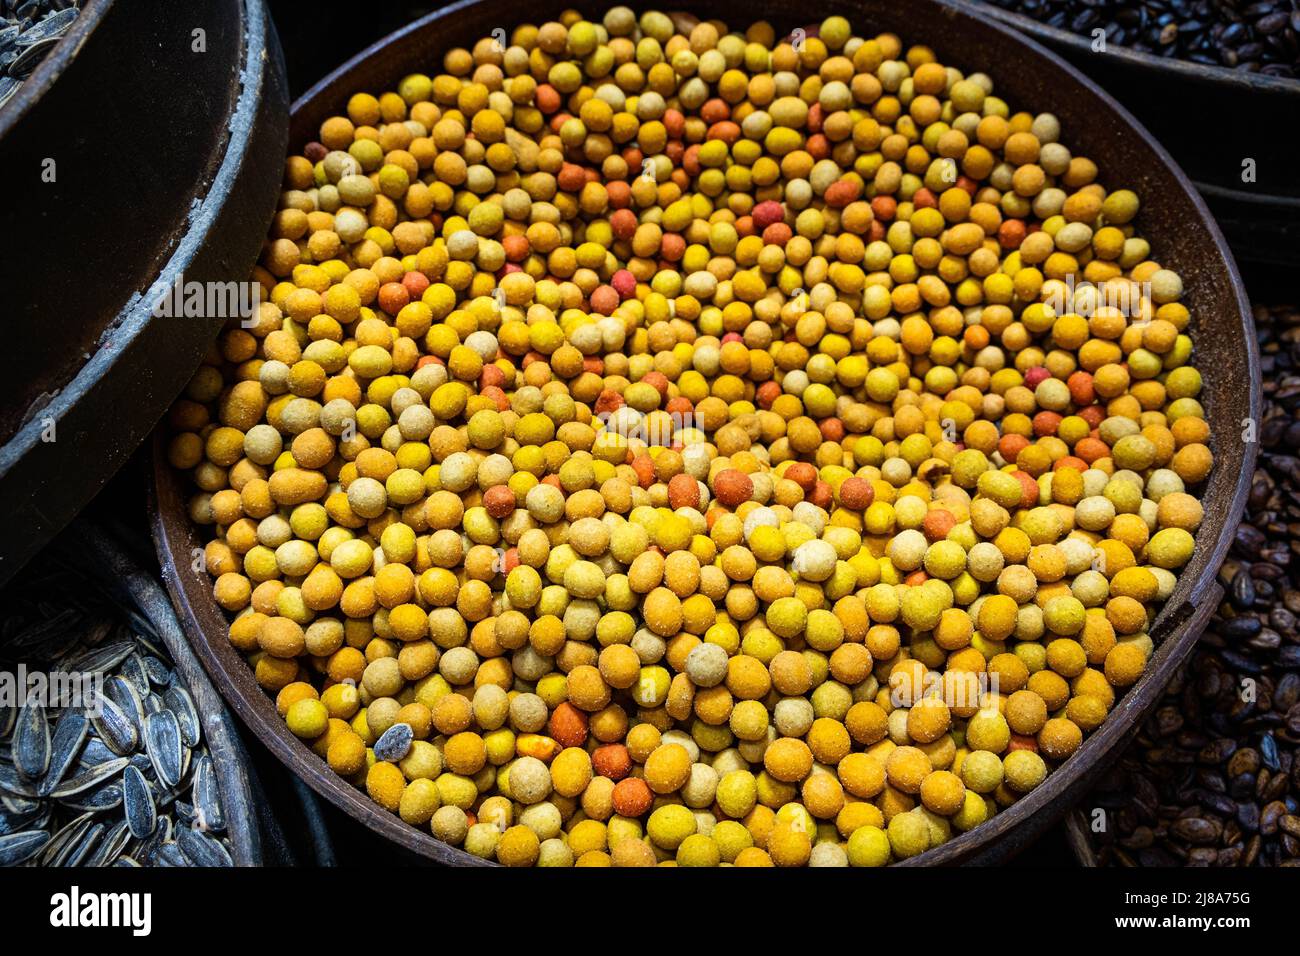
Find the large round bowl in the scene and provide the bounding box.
[153,0,1259,865]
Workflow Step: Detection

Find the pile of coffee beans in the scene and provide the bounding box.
[982,0,1300,78]
[1084,303,1300,867]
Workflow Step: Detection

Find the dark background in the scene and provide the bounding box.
[269,0,438,100]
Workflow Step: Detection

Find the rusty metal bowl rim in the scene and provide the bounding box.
[154,0,1259,866]
[964,0,1300,96]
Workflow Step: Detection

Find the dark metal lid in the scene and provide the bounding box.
[0,0,289,585]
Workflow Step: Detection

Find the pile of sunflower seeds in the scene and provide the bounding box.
[0,567,232,867]
[0,0,80,109]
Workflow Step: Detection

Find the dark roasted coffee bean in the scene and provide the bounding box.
[1231,772,1258,799]
[1251,628,1283,652]
[1221,615,1263,639]
[1223,650,1263,674]
[1155,706,1184,737]
[1256,11,1288,34]
[1119,825,1156,849]
[1238,800,1261,831]
[1237,524,1267,554]
[1261,800,1287,835]
[1200,738,1237,764]
[1203,791,1237,816]
[1264,772,1290,802]
[1233,571,1258,609]
[1171,817,1222,844]
[1262,733,1282,770]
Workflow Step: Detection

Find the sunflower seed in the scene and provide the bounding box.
[130,628,166,660]
[0,793,41,815]
[0,763,38,798]
[91,698,137,756]
[37,708,86,796]
[27,807,52,832]
[6,37,51,75]
[132,818,169,863]
[0,802,47,836]
[150,840,187,867]
[2,548,235,869]
[61,641,134,677]
[61,782,121,813]
[40,813,92,866]
[85,819,130,868]
[13,696,48,779]
[142,656,172,688]
[15,5,75,42]
[62,821,103,867]
[192,756,224,832]
[0,829,49,866]
[163,685,200,747]
[50,757,126,798]
[176,826,231,867]
[120,655,150,696]
[78,738,117,767]
[122,765,155,839]
[144,711,182,788]
[373,722,413,762]
[104,675,144,730]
